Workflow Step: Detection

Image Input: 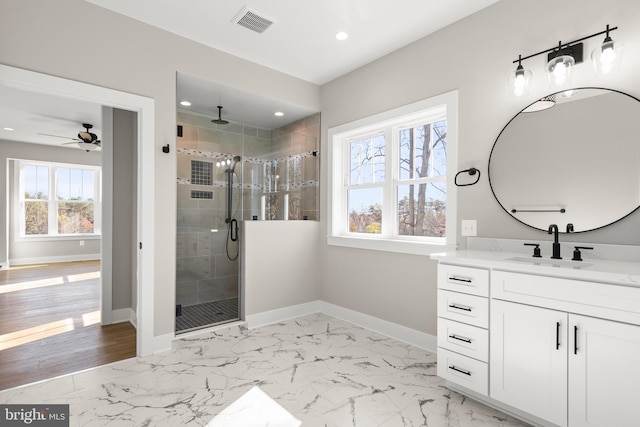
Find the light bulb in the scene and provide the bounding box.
[592,34,623,76]
[547,55,574,87]
[509,61,531,97]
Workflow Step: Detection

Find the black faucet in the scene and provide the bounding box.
[548,224,561,259]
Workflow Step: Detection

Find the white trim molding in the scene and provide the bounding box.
[245,300,437,353]
[10,253,100,266]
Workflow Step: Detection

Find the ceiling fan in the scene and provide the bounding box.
[38,123,101,152]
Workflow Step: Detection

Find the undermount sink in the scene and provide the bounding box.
[507,256,593,269]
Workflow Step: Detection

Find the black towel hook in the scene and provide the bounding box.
[455,168,480,187]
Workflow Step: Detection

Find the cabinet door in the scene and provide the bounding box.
[490,300,568,427]
[569,314,640,427]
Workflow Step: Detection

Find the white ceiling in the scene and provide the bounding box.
[0,83,103,148]
[86,0,499,85]
[1,0,500,145]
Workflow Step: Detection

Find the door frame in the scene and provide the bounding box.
[0,64,156,356]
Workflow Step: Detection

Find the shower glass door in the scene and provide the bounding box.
[175,112,243,333]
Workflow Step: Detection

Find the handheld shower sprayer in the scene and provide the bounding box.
[227,155,242,173]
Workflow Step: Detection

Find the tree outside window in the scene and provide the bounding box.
[20,162,99,236]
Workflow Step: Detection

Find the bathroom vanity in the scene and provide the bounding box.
[432,247,640,427]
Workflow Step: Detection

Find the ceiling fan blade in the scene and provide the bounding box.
[62,141,81,145]
[94,140,102,147]
[38,132,81,141]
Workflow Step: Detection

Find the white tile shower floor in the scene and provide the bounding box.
[0,313,531,426]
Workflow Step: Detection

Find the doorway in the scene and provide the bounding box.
[0,64,156,359]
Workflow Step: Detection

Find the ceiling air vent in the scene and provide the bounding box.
[233,6,276,34]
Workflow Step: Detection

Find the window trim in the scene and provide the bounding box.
[15,159,102,240]
[327,90,458,255]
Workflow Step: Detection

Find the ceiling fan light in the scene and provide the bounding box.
[78,142,98,152]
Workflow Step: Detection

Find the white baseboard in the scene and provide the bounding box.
[245,301,323,329]
[112,308,137,328]
[245,300,437,353]
[153,333,174,354]
[317,301,437,352]
[9,253,100,266]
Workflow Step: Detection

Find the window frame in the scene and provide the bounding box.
[327,91,458,255]
[16,159,102,240]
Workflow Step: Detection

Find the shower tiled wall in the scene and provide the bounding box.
[263,113,320,220]
[176,112,247,307]
[176,110,319,308]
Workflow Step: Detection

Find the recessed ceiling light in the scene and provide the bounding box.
[2,127,15,131]
[335,31,349,41]
[180,101,192,106]
[274,111,284,117]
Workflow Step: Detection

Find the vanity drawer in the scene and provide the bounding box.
[438,318,488,362]
[438,290,488,328]
[438,264,489,297]
[492,270,640,326]
[437,348,488,396]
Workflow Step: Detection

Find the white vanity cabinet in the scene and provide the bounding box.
[491,270,640,427]
[436,264,490,395]
[569,314,640,427]
[490,299,568,426]
[432,252,640,427]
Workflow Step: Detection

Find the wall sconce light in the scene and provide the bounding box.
[510,25,622,96]
[592,25,624,75]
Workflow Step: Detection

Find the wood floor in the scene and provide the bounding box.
[0,260,136,391]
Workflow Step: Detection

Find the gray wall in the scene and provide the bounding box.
[0,0,320,338]
[1,140,102,265]
[244,221,320,316]
[319,0,640,336]
[112,108,137,311]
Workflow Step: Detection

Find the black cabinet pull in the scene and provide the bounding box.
[574,325,578,355]
[449,365,471,376]
[556,321,560,350]
[448,304,472,312]
[449,276,472,283]
[449,334,472,344]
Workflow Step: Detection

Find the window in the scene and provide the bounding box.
[328,91,458,255]
[19,161,101,237]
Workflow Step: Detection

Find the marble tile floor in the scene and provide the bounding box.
[0,313,531,426]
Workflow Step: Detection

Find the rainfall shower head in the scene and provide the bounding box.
[212,106,229,125]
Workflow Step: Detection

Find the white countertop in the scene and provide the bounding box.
[430,249,640,288]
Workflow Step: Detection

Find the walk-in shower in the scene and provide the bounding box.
[175,105,320,334]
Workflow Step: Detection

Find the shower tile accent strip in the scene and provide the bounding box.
[191,160,212,185]
[191,190,213,199]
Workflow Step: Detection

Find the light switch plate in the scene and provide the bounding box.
[461,220,477,237]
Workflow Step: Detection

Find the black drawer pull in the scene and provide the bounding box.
[449,276,472,284]
[574,325,578,355]
[449,365,471,376]
[449,334,472,344]
[448,304,472,312]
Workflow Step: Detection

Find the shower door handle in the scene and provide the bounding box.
[230,219,238,242]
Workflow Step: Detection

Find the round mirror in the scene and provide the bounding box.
[488,88,640,232]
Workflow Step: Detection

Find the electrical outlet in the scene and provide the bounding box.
[461,220,477,237]
[79,240,85,247]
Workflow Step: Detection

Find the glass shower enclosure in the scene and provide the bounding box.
[175,110,319,333]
